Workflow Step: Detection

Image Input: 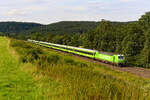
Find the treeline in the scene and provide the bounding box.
[2,12,150,68]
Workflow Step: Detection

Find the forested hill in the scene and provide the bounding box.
[22,21,100,35]
[0,22,42,34]
[0,21,134,36]
[22,21,136,35]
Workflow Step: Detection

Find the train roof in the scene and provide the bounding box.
[48,42,98,53]
[28,39,124,55]
[34,40,98,53]
[67,46,98,53]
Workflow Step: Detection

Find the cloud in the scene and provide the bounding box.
[119,0,137,2]
[65,6,87,12]
[0,0,150,24]
[6,5,48,16]
[7,9,27,16]
[71,6,87,11]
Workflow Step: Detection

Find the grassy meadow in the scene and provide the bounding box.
[0,37,37,99]
[8,38,150,100]
[0,37,63,99]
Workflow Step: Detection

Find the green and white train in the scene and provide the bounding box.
[28,39,125,66]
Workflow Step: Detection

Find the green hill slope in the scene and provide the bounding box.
[22,21,134,35]
[21,21,99,35]
[0,21,135,39]
[0,22,42,34]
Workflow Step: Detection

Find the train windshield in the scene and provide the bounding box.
[118,56,124,59]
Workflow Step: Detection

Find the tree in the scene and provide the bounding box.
[52,35,64,44]
[139,12,150,31]
[137,29,150,68]
[95,20,116,52]
[68,33,80,46]
[121,23,144,65]
[85,30,96,49]
[62,34,71,45]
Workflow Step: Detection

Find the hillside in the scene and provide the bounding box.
[0,21,134,37]
[21,21,100,35]
[0,22,42,35]
[22,21,135,35]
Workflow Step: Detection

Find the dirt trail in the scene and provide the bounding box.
[116,67,150,79]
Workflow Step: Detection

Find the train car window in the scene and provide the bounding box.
[45,44,74,51]
[118,56,124,59]
[74,50,94,55]
[66,48,73,51]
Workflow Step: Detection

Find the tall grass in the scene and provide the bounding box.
[10,39,150,100]
[0,37,39,99]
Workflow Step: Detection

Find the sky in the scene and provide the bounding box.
[0,0,150,24]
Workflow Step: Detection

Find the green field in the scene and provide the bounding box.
[0,37,62,99]
[1,37,150,100]
[0,37,37,99]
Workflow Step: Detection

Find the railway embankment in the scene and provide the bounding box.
[71,54,150,79]
[9,38,150,99]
